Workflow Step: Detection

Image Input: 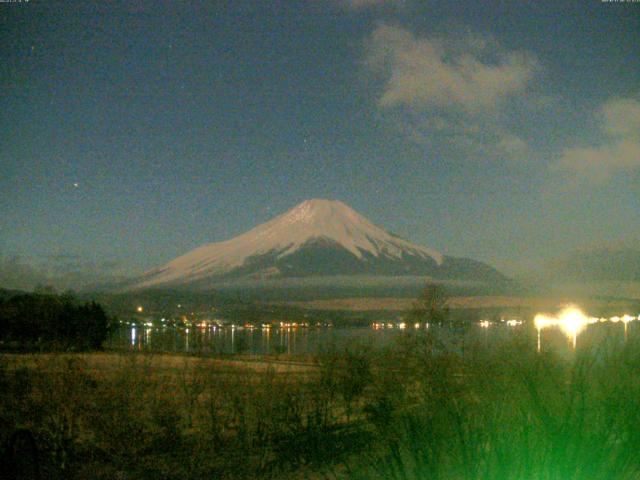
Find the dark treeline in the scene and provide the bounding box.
[0,292,113,351]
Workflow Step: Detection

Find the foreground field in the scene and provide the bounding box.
[3,334,640,479]
[0,352,316,376]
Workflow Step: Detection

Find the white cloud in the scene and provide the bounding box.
[364,25,538,161]
[557,98,640,183]
[0,254,134,291]
[496,133,530,161]
[367,25,539,113]
[340,0,402,8]
[602,97,640,138]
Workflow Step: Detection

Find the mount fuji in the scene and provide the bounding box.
[130,199,506,290]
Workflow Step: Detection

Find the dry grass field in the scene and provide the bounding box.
[4,335,640,479]
[0,351,316,376]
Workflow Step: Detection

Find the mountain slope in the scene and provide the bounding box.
[131,199,505,290]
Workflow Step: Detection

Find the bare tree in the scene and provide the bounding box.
[411,283,450,324]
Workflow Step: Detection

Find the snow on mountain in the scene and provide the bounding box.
[135,199,444,288]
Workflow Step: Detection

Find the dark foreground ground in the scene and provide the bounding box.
[2,332,640,480]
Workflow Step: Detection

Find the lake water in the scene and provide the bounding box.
[107,318,640,357]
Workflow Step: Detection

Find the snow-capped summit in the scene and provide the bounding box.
[239,198,443,263]
[132,199,503,289]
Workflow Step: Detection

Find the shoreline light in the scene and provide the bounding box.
[533,306,640,350]
[534,306,590,349]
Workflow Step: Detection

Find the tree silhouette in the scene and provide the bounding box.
[411,283,450,324]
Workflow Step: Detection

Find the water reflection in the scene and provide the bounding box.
[113,310,640,356]
[533,307,640,350]
[115,323,380,356]
[230,325,235,354]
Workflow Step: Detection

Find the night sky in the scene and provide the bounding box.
[1,0,639,288]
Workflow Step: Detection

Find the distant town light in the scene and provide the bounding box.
[136,306,143,313]
[534,314,555,331]
[558,307,589,348]
[535,306,589,349]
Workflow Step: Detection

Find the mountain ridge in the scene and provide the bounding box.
[129,199,506,290]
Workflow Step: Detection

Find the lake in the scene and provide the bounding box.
[107,313,640,356]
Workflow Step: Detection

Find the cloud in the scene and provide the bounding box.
[0,254,134,292]
[496,134,530,161]
[367,25,539,113]
[365,25,539,161]
[0,256,48,291]
[340,0,403,8]
[557,98,640,183]
[602,98,640,137]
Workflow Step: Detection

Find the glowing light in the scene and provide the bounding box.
[534,314,556,331]
[535,307,588,348]
[558,307,589,348]
[533,306,590,349]
[479,320,490,328]
[535,308,639,350]
[398,322,406,329]
[506,319,522,327]
[136,306,143,313]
